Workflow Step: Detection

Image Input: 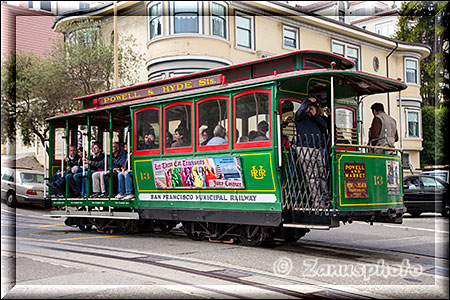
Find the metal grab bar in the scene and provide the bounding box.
[335,144,403,152]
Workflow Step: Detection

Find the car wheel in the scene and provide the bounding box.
[6,192,16,208]
[410,212,421,218]
[442,200,449,218]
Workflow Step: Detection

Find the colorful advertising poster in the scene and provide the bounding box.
[386,160,400,195]
[152,156,244,189]
[344,162,369,198]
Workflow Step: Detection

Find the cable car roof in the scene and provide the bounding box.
[73,50,355,103]
[47,68,406,122]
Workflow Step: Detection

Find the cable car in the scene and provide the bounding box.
[46,50,406,246]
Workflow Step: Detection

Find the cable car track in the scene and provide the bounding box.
[3,236,374,299]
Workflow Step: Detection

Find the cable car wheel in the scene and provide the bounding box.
[157,220,177,233]
[117,219,138,234]
[182,221,207,241]
[238,225,266,247]
[78,223,93,232]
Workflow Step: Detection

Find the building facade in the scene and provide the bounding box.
[51,1,429,172]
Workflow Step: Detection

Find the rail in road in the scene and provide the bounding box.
[1,207,449,299]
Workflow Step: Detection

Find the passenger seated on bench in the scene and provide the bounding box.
[252,120,269,141]
[171,127,190,148]
[206,125,227,145]
[116,143,134,200]
[99,142,127,198]
[48,145,82,197]
[72,142,104,197]
[139,131,157,150]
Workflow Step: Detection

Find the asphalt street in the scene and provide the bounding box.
[1,202,448,299]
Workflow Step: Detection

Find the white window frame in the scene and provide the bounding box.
[210,1,228,40]
[148,2,163,41]
[282,25,299,50]
[235,12,254,51]
[332,40,360,71]
[375,20,394,37]
[404,57,420,86]
[405,108,421,139]
[169,1,203,35]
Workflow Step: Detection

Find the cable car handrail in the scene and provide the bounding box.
[336,127,357,131]
[334,144,402,152]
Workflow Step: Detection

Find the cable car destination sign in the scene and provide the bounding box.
[98,74,222,106]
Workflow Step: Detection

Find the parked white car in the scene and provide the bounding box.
[1,167,48,208]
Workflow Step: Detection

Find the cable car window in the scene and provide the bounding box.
[234,91,271,146]
[164,103,192,150]
[197,97,229,149]
[135,108,160,152]
[281,98,302,146]
[53,127,66,161]
[335,107,356,144]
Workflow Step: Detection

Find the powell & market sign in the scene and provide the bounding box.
[97,74,222,106]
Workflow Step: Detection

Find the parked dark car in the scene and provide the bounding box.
[403,175,449,217]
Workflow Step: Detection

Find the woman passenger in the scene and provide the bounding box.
[172,127,189,147]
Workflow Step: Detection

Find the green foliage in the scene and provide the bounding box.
[420,106,447,166]
[1,18,144,148]
[394,1,448,106]
[54,18,144,93]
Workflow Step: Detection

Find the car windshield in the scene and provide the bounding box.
[422,177,444,189]
[20,173,44,184]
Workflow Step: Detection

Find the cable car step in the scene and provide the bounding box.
[283,224,331,230]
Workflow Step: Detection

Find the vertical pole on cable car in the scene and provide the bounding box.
[82,129,87,211]
[109,110,113,208]
[86,115,91,204]
[127,127,131,172]
[357,96,363,150]
[65,119,70,201]
[398,90,403,150]
[61,129,66,209]
[43,139,47,199]
[330,66,335,146]
[103,128,108,207]
[330,63,336,208]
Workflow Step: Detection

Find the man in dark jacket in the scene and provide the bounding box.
[294,96,328,208]
[47,145,82,197]
[69,142,105,197]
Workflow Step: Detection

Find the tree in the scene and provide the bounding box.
[1,18,144,150]
[393,1,447,107]
[1,52,80,149]
[421,106,447,166]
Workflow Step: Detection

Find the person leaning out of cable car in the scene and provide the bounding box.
[294,96,328,207]
[116,143,134,200]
